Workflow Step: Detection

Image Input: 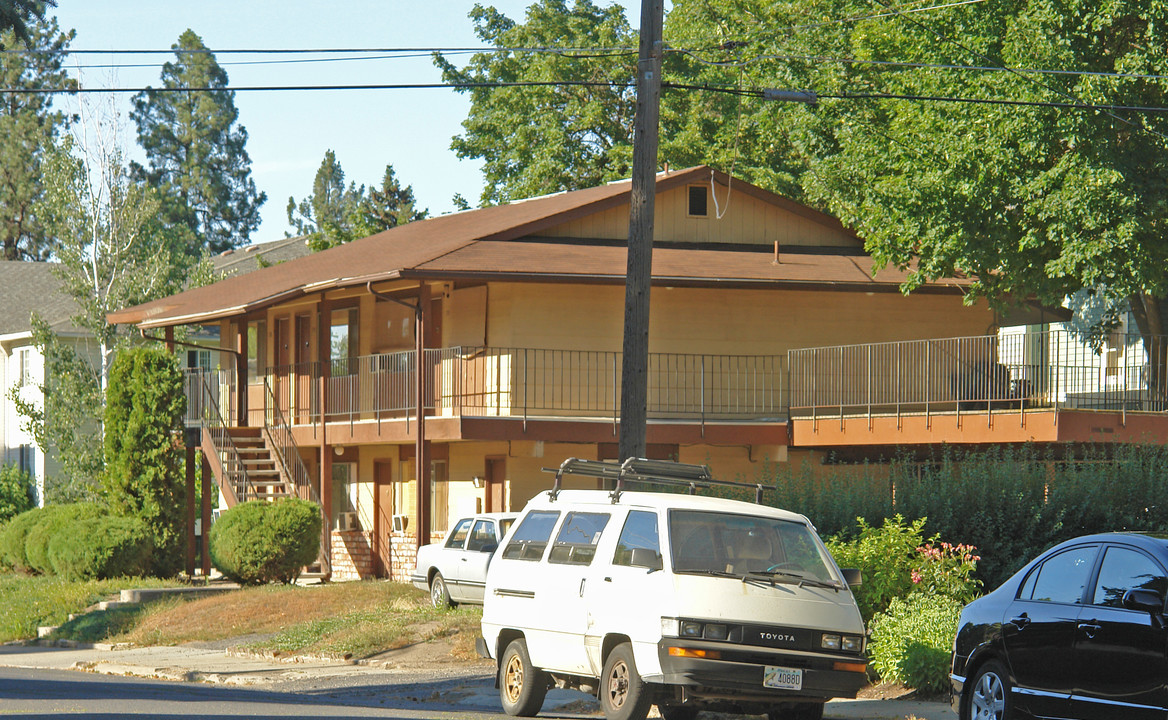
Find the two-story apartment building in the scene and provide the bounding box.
[110,167,1168,580]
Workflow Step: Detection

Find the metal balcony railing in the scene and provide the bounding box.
[788,329,1168,423]
[256,346,787,430]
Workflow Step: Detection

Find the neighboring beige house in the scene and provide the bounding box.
[110,167,1168,581]
[0,261,83,505]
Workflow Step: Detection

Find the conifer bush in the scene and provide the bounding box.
[47,514,154,580]
[0,507,42,572]
[24,503,103,575]
[209,498,322,585]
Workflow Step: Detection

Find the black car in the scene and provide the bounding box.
[951,532,1168,720]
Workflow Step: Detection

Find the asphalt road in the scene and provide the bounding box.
[0,666,525,720]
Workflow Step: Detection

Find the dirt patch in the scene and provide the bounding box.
[361,633,493,671]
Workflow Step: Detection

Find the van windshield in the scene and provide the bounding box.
[669,510,837,585]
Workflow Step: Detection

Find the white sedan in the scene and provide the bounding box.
[409,512,517,607]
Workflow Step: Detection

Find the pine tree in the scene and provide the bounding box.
[288,152,427,252]
[131,29,265,255]
[0,14,73,260]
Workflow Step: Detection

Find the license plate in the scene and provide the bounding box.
[763,665,803,690]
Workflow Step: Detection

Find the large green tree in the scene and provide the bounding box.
[103,345,186,577]
[0,13,73,260]
[0,0,54,43]
[288,151,426,251]
[131,29,266,255]
[13,99,193,501]
[436,0,638,205]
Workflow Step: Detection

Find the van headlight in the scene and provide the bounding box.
[821,633,863,653]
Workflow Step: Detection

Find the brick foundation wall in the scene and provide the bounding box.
[330,530,375,581]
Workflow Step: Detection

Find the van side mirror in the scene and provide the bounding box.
[630,547,663,571]
[1123,588,1163,614]
[841,568,862,587]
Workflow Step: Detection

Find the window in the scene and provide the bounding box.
[445,518,473,549]
[1021,546,1099,604]
[330,307,358,374]
[687,185,708,217]
[669,510,836,582]
[247,320,267,378]
[17,445,33,476]
[1092,546,1168,608]
[16,348,31,386]
[549,511,610,566]
[614,510,660,567]
[466,520,498,552]
[331,462,361,530]
[502,511,560,561]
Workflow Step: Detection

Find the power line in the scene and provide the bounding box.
[0,45,638,56]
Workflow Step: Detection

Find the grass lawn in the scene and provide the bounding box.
[0,572,481,662]
[0,574,174,643]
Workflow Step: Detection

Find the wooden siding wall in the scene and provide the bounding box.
[541,183,860,248]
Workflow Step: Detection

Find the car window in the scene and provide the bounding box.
[549,512,610,566]
[1021,545,1099,604]
[500,518,514,537]
[501,511,560,561]
[445,518,473,549]
[669,510,835,582]
[466,520,498,552]
[1092,546,1168,608]
[613,510,661,567]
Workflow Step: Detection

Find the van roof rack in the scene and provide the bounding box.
[544,457,772,504]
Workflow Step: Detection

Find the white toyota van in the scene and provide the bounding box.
[477,458,868,720]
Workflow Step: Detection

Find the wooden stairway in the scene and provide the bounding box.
[226,427,293,503]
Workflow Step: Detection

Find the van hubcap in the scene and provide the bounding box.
[504,655,524,703]
[607,660,630,707]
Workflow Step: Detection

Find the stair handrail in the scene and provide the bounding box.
[263,376,331,575]
[190,369,251,502]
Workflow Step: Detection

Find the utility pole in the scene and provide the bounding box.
[618,0,664,465]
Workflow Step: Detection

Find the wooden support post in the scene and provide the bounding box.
[416,284,431,548]
[185,445,196,577]
[236,321,249,426]
[317,297,333,578]
[200,452,212,578]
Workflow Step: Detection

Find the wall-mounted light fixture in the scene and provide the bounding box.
[471,476,485,488]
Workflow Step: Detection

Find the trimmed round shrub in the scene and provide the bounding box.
[24,503,104,574]
[0,507,43,572]
[47,514,154,580]
[210,498,322,585]
[868,593,962,694]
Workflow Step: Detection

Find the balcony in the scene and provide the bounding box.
[253,346,788,431]
[788,329,1168,446]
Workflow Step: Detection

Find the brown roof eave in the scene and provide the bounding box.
[133,270,408,329]
[395,269,969,294]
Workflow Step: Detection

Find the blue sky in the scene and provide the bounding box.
[52,1,640,245]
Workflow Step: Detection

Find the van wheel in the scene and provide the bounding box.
[767,702,824,720]
[430,573,453,608]
[600,642,652,720]
[499,638,547,717]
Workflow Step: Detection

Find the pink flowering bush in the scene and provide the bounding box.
[829,516,983,693]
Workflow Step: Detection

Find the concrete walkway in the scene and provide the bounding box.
[0,642,952,719]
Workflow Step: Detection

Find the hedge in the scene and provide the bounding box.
[209,498,322,585]
[0,508,42,572]
[47,514,154,580]
[868,593,963,694]
[24,504,103,575]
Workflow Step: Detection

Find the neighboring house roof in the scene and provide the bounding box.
[110,166,974,330]
[0,261,81,339]
[210,235,313,278]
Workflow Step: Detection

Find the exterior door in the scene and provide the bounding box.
[374,461,394,578]
[533,510,612,675]
[1001,544,1099,718]
[295,314,312,423]
[274,317,291,417]
[1071,544,1168,720]
[486,457,506,512]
